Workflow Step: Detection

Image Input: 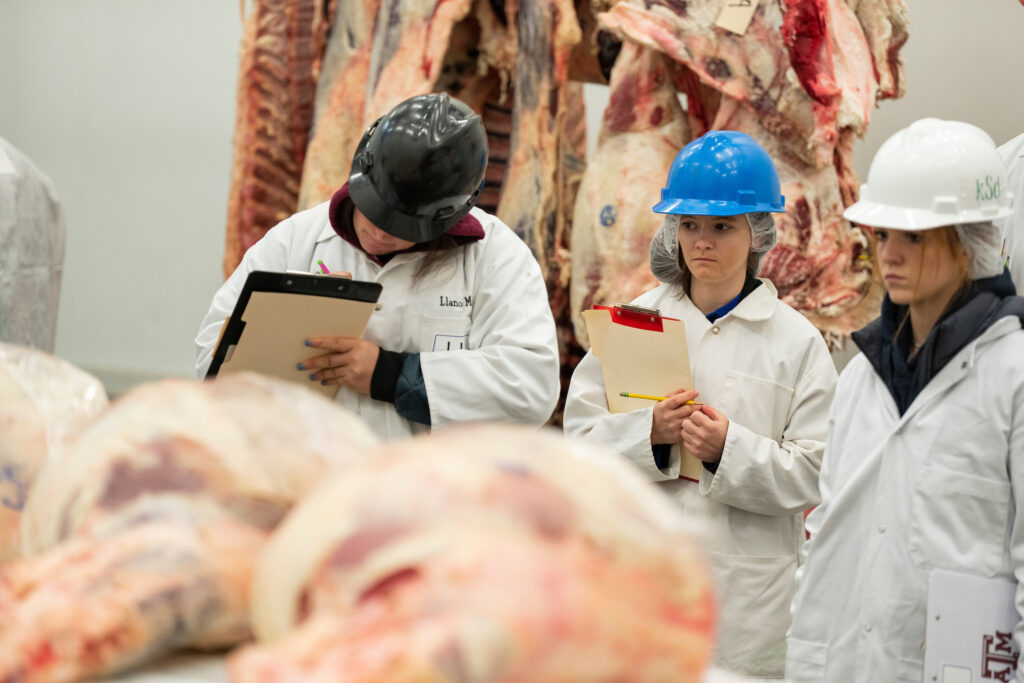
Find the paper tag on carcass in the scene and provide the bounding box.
[715,0,759,35]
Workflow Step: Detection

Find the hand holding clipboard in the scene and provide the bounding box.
[206,271,382,399]
[582,304,704,481]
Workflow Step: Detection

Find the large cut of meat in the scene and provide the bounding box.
[710,96,879,338]
[596,0,876,169]
[569,42,689,347]
[844,0,909,99]
[0,373,378,683]
[224,0,333,277]
[229,425,715,682]
[297,0,482,211]
[0,344,108,562]
[496,0,582,289]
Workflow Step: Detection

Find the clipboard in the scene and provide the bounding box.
[582,304,703,482]
[205,270,382,399]
[924,569,1019,683]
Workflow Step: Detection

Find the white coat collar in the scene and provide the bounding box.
[726,278,779,321]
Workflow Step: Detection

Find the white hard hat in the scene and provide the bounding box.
[844,118,1014,230]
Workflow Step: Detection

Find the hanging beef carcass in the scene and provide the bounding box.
[0,373,377,683]
[707,95,879,341]
[596,0,878,169]
[0,344,108,561]
[569,41,690,347]
[844,0,909,100]
[229,425,715,681]
[224,0,334,277]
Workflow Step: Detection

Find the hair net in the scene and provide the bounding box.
[954,221,1005,280]
[649,213,777,285]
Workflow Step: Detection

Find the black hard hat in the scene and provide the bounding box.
[348,93,488,243]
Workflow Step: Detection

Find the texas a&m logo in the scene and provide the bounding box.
[982,630,1018,681]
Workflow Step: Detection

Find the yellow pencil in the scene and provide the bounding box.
[620,392,702,406]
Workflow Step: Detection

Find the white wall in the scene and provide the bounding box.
[0,1,1021,392]
[0,2,241,391]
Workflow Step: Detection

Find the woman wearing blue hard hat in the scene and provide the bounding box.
[565,130,837,678]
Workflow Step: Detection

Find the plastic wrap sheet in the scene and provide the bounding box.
[0,137,66,352]
[0,342,108,559]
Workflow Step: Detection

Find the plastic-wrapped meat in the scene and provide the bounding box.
[711,97,879,338]
[0,344,108,561]
[230,425,715,682]
[569,42,690,348]
[0,373,378,683]
[596,0,876,169]
[224,0,332,276]
[0,138,67,352]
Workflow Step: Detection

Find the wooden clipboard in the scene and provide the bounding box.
[205,270,382,399]
[582,304,703,481]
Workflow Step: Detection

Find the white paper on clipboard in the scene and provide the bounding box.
[924,569,1019,683]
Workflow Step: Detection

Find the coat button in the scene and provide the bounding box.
[878,525,886,533]
[864,624,872,633]
[711,326,721,335]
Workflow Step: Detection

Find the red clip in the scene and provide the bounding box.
[594,305,677,332]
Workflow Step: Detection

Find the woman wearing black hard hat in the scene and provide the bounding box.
[196,94,560,438]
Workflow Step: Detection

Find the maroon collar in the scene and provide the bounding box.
[328,183,484,264]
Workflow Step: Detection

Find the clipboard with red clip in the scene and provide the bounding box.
[582,303,703,482]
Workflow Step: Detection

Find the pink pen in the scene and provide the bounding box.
[317,259,330,274]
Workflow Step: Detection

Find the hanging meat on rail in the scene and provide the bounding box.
[710,95,878,342]
[596,0,877,168]
[229,425,715,681]
[569,41,690,347]
[0,373,377,683]
[0,343,108,562]
[224,0,333,276]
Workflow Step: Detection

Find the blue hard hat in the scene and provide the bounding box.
[653,130,786,216]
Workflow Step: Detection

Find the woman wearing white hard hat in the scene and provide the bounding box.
[787,118,1023,682]
[565,131,837,678]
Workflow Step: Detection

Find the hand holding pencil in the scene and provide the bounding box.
[649,389,703,445]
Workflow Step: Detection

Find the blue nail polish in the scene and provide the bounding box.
[304,340,313,346]
[309,374,317,381]
[320,380,326,386]
[297,363,305,370]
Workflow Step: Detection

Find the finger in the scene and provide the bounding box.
[299,351,351,371]
[700,404,722,421]
[690,410,713,428]
[326,271,352,279]
[665,389,699,408]
[305,336,359,352]
[681,419,701,437]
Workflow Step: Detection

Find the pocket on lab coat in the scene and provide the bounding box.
[909,466,1010,575]
[419,315,471,352]
[785,638,828,683]
[708,551,796,677]
[720,370,794,439]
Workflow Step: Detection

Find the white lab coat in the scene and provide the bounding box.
[564,281,836,678]
[195,202,560,439]
[998,133,1024,294]
[786,316,1024,683]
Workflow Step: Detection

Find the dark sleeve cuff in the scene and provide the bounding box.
[702,459,720,474]
[652,443,672,470]
[370,349,407,403]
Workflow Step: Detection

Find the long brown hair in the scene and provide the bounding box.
[874,225,972,345]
